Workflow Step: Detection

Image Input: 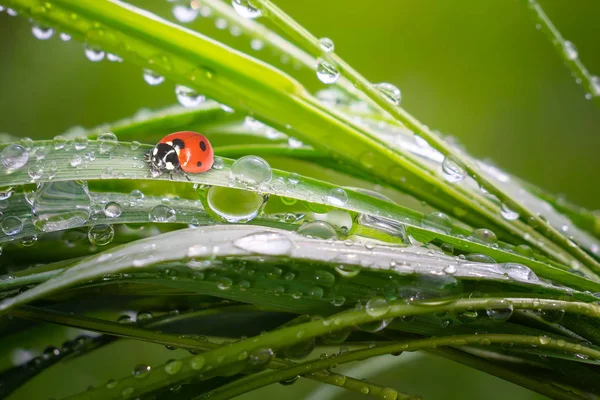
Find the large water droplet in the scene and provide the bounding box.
[104,202,122,218]
[442,156,466,183]
[88,224,114,246]
[421,212,452,235]
[316,59,340,84]
[33,181,92,232]
[469,228,497,245]
[2,144,29,170]
[234,232,293,255]
[365,297,390,317]
[31,23,54,40]
[1,216,23,236]
[374,82,401,105]
[591,76,600,97]
[206,186,265,223]
[85,45,105,62]
[563,40,578,60]
[297,221,337,239]
[500,203,519,221]
[334,264,361,278]
[164,360,182,375]
[500,263,539,282]
[172,4,198,23]
[98,132,118,153]
[231,155,272,185]
[249,348,273,365]
[319,37,334,53]
[485,299,513,321]
[175,85,205,108]
[143,69,165,86]
[250,38,264,51]
[132,364,151,378]
[60,32,71,41]
[149,205,176,222]
[326,188,348,206]
[231,0,262,19]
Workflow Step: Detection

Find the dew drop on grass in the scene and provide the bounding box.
[189,355,205,370]
[212,157,224,170]
[88,224,114,246]
[0,187,14,201]
[500,203,519,220]
[104,202,122,218]
[326,188,348,206]
[164,360,182,375]
[466,253,495,263]
[442,156,466,183]
[233,232,293,255]
[28,162,44,181]
[319,37,334,53]
[365,297,390,317]
[172,4,198,23]
[313,269,336,287]
[279,376,300,386]
[74,136,88,150]
[6,8,17,16]
[501,262,539,282]
[297,221,337,239]
[217,277,233,290]
[485,299,513,321]
[316,59,340,84]
[31,23,54,40]
[250,38,264,51]
[1,216,23,236]
[60,33,71,41]
[206,186,265,223]
[335,264,361,278]
[53,135,66,150]
[232,0,262,19]
[132,364,151,378]
[374,82,401,105]
[106,53,123,62]
[231,155,272,185]
[590,76,600,97]
[33,181,92,232]
[98,132,118,153]
[563,40,578,60]
[469,228,497,245]
[85,45,105,62]
[2,144,29,169]
[149,205,176,222]
[70,154,82,167]
[421,212,453,234]
[143,69,165,86]
[175,85,205,108]
[130,141,141,150]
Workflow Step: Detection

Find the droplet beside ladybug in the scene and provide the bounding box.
[145,131,214,179]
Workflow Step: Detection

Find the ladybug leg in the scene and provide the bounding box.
[178,167,192,182]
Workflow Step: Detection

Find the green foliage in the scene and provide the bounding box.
[0,1,598,399]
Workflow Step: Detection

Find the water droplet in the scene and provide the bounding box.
[591,76,600,97]
[231,155,272,185]
[33,181,92,232]
[469,228,497,245]
[98,132,118,153]
[206,186,265,223]
[365,297,390,317]
[421,212,452,234]
[232,0,262,19]
[319,37,334,53]
[85,45,105,62]
[297,221,337,239]
[106,53,123,62]
[1,216,23,236]
[212,157,224,170]
[28,161,44,180]
[500,203,519,221]
[335,264,361,278]
[249,347,273,366]
[6,8,17,16]
[279,375,300,386]
[316,59,340,84]
[217,277,233,290]
[137,311,153,322]
[442,156,466,183]
[190,355,205,370]
[2,144,29,169]
[234,232,293,255]
[326,188,348,206]
[73,136,88,151]
[0,187,13,201]
[104,202,122,218]
[70,154,82,167]
[175,85,205,108]
[313,270,336,287]
[149,205,176,222]
[538,335,551,345]
[60,32,71,41]
[501,262,539,282]
[88,224,114,246]
[31,22,54,40]
[143,69,165,86]
[246,39,263,54]
[132,364,151,378]
[443,264,457,274]
[331,296,346,306]
[563,40,578,60]
[53,135,66,150]
[172,4,198,23]
[374,82,401,105]
[485,299,513,321]
[164,360,182,375]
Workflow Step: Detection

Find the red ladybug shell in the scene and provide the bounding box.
[159,131,214,173]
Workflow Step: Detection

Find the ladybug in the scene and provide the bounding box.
[145,131,214,179]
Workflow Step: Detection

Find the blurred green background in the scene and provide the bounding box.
[0,2,597,398]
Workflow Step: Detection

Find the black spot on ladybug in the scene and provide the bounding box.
[196,161,202,167]
[172,138,185,149]
[199,141,207,151]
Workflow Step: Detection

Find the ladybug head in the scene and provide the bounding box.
[147,143,180,173]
